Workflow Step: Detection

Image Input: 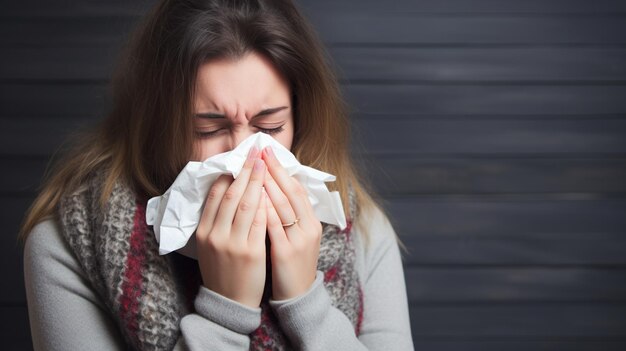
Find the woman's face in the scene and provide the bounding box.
[191,51,295,161]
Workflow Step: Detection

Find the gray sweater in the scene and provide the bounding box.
[23,207,414,350]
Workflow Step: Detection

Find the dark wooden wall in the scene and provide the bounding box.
[2,1,626,350]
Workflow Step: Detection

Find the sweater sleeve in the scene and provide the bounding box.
[23,220,261,351]
[179,285,261,349]
[267,206,415,350]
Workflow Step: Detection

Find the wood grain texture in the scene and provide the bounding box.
[409,303,626,337]
[344,85,626,115]
[3,0,626,17]
[4,83,626,117]
[4,47,626,82]
[2,16,626,47]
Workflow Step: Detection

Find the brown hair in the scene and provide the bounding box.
[19,0,404,252]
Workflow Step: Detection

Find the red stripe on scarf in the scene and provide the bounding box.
[341,220,353,238]
[119,201,148,337]
[324,265,338,283]
[356,286,364,335]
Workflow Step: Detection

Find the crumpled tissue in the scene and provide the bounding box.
[146,132,346,258]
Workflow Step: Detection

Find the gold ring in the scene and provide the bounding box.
[282,218,300,227]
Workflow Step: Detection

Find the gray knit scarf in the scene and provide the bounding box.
[57,173,363,350]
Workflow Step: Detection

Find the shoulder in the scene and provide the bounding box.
[24,219,66,262]
[23,218,84,283]
[355,203,398,251]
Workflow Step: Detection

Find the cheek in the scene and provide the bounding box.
[191,139,222,161]
[277,133,293,151]
[277,118,295,151]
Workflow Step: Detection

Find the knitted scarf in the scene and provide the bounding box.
[57,173,363,350]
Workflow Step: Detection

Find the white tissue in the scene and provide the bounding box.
[146,132,346,258]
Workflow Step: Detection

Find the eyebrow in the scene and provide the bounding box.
[195,106,288,120]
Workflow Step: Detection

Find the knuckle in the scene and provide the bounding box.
[247,249,265,262]
[223,188,237,201]
[195,223,209,237]
[201,234,222,251]
[292,240,307,252]
[249,176,264,188]
[207,186,221,201]
[232,247,260,262]
[238,199,252,212]
[224,243,245,257]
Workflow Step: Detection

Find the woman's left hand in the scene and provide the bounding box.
[261,146,323,301]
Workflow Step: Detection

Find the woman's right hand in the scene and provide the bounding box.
[195,147,267,308]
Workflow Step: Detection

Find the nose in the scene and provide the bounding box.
[226,128,255,152]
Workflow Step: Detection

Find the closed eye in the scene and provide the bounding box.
[195,128,226,138]
[257,125,285,135]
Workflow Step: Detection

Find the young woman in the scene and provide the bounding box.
[20,0,414,349]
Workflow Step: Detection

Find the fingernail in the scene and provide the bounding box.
[254,159,265,172]
[265,146,274,159]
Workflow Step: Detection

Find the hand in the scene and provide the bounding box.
[195,147,268,308]
[261,146,323,301]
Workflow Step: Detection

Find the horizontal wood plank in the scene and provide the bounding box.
[386,197,626,236]
[331,47,626,82]
[409,303,626,337]
[0,118,95,156]
[301,0,626,14]
[3,196,32,304]
[2,17,626,47]
[0,305,31,340]
[4,83,626,117]
[4,47,626,82]
[4,0,626,17]
[400,230,626,266]
[309,16,626,45]
[3,0,626,17]
[345,85,626,115]
[0,47,118,81]
[361,157,626,195]
[0,83,109,118]
[404,268,626,302]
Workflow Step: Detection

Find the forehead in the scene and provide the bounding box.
[194,52,291,114]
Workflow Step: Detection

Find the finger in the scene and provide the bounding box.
[212,146,259,232]
[248,190,267,245]
[263,169,298,230]
[266,194,289,247]
[261,146,311,225]
[231,158,266,241]
[197,175,232,240]
[289,176,317,221]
